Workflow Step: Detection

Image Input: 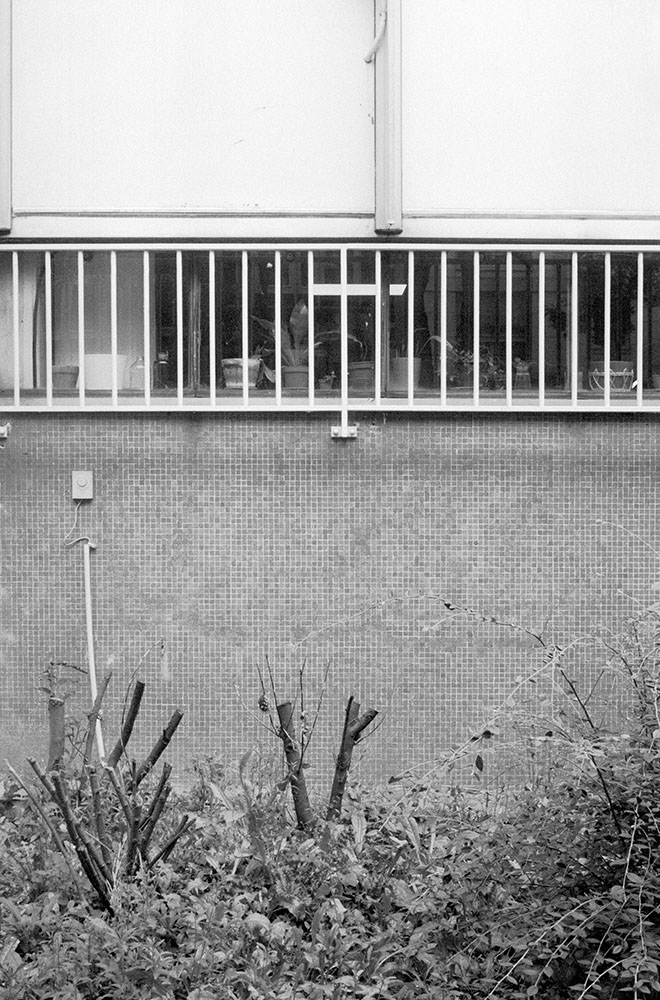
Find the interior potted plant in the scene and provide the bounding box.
[255,300,360,390]
[447,343,506,390]
[220,311,262,389]
[254,300,311,388]
[389,327,442,392]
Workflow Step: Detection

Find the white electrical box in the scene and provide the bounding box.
[72,470,94,500]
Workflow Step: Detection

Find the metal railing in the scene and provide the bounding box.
[2,242,660,430]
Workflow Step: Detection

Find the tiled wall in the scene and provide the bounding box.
[1,412,658,792]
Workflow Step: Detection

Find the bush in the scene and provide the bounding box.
[2,605,660,998]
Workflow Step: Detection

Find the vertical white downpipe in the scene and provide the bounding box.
[373,0,402,234]
[83,541,105,761]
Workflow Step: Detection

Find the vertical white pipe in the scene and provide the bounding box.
[538,252,545,408]
[571,253,579,408]
[506,252,513,407]
[274,251,282,406]
[12,252,20,406]
[307,251,315,402]
[473,252,480,406]
[440,251,447,407]
[374,250,382,404]
[45,252,53,406]
[604,253,611,408]
[209,251,216,407]
[143,252,151,407]
[110,251,118,406]
[637,252,644,406]
[407,250,415,405]
[83,542,105,760]
[340,248,349,436]
[176,251,184,406]
[77,252,86,406]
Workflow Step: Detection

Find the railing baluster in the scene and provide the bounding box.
[307,251,315,403]
[506,252,513,407]
[176,251,183,407]
[242,251,249,407]
[242,252,250,406]
[604,252,611,408]
[110,251,118,406]
[407,250,415,405]
[473,252,479,406]
[12,252,20,406]
[143,251,151,407]
[440,251,447,407]
[538,252,545,408]
[374,250,382,404]
[637,252,644,407]
[571,252,579,408]
[77,252,86,406]
[340,248,349,435]
[45,251,53,407]
[208,251,216,408]
[274,251,282,406]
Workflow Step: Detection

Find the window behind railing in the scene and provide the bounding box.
[2,244,660,413]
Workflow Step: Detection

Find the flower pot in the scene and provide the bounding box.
[84,354,128,390]
[588,361,634,392]
[388,356,421,393]
[221,357,261,389]
[348,360,375,391]
[282,365,309,389]
[52,365,79,389]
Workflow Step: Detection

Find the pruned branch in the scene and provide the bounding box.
[133,709,183,787]
[107,680,145,769]
[276,701,315,830]
[326,697,378,821]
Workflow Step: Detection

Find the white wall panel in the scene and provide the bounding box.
[12,0,374,216]
[402,1,660,217]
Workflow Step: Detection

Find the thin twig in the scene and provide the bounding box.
[5,762,86,903]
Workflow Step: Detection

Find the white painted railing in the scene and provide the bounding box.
[2,242,660,424]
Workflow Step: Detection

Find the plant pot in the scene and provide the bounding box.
[348,360,375,391]
[388,356,421,393]
[282,365,309,389]
[588,361,634,392]
[52,365,79,389]
[84,354,128,390]
[221,357,261,389]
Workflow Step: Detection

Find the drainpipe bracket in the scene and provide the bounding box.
[331,424,358,440]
